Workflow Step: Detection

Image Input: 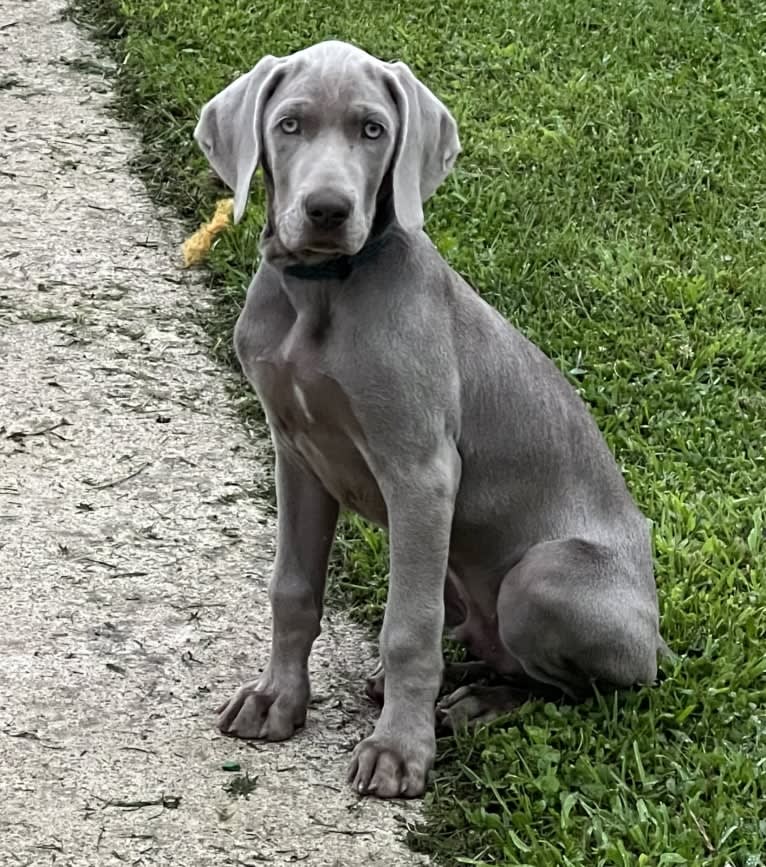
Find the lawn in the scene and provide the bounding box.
[75,0,765,863]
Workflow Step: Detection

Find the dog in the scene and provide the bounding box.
[194,40,665,799]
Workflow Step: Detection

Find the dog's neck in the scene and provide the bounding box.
[262,219,406,340]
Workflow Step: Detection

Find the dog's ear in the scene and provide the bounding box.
[384,62,461,232]
[194,56,285,223]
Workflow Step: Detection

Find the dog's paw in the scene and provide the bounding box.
[435,684,485,731]
[436,683,528,732]
[217,669,309,741]
[347,727,435,799]
[364,659,385,706]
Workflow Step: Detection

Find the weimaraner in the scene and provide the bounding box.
[194,40,666,799]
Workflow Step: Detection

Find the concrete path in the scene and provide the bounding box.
[0,2,425,864]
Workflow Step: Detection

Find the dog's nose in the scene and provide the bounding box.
[304,190,352,230]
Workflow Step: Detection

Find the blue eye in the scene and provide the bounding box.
[280,117,300,134]
[363,121,384,140]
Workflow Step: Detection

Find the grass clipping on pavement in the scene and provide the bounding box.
[74,1,765,864]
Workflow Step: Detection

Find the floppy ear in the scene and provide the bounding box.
[194,56,285,223]
[384,62,461,231]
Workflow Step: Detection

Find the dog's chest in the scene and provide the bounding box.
[242,315,386,524]
[253,355,347,445]
[246,312,341,429]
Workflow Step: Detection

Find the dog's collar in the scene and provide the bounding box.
[283,232,391,281]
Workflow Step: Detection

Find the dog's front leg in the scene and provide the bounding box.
[218,445,339,740]
[349,444,460,798]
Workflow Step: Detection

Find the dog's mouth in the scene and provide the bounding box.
[264,210,372,269]
[302,244,346,257]
[276,226,396,281]
[293,238,366,262]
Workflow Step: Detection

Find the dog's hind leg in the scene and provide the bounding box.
[496,537,662,697]
[436,537,663,731]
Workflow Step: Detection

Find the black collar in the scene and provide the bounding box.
[283,231,392,281]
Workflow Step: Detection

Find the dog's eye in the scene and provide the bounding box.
[279,117,300,135]
[362,121,384,140]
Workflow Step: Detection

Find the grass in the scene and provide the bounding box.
[72,0,766,863]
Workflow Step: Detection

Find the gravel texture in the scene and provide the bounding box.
[0,2,425,864]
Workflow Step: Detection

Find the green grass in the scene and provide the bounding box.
[73,0,766,863]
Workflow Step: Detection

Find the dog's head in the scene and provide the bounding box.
[194,41,460,264]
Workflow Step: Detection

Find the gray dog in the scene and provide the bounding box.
[194,40,665,799]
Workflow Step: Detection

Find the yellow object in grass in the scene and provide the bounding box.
[181,198,234,267]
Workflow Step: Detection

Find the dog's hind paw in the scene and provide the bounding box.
[364,660,385,706]
[436,683,530,732]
